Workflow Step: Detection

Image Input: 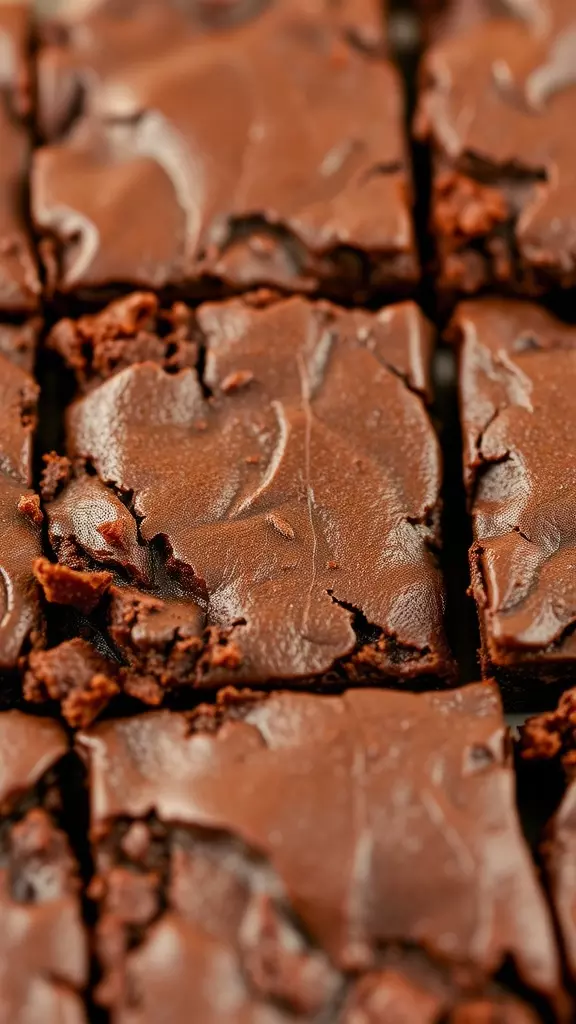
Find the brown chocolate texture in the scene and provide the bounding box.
[0,711,87,1021]
[32,294,452,722]
[32,0,418,303]
[77,684,562,1021]
[0,4,41,313]
[453,299,576,693]
[416,0,576,298]
[0,323,43,674]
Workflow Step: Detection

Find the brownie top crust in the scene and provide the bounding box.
[44,294,451,696]
[77,684,562,1015]
[33,0,417,302]
[454,298,576,666]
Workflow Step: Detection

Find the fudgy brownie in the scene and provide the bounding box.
[0,4,41,313]
[32,0,418,305]
[27,293,454,724]
[0,323,43,681]
[415,0,576,300]
[522,690,576,987]
[452,299,576,703]
[0,710,87,1021]
[77,683,564,1021]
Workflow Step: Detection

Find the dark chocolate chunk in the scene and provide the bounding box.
[77,684,563,1020]
[33,0,418,304]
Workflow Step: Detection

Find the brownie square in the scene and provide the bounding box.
[26,293,453,723]
[32,0,418,305]
[522,690,576,987]
[0,322,43,678]
[0,710,87,1020]
[77,683,563,1020]
[452,299,576,703]
[0,4,41,313]
[415,0,576,300]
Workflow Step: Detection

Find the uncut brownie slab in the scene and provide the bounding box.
[0,320,43,683]
[32,0,418,305]
[522,690,576,987]
[77,684,563,1022]
[415,0,576,300]
[0,710,87,1021]
[452,299,576,703]
[27,293,453,723]
[0,4,41,313]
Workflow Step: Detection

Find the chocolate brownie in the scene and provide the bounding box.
[32,0,418,305]
[522,690,576,987]
[28,294,453,723]
[415,0,576,300]
[0,710,87,1021]
[0,4,41,313]
[0,324,43,679]
[452,299,576,703]
[77,684,563,1020]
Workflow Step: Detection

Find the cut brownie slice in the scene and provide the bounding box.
[415,0,576,300]
[32,0,418,305]
[0,711,88,1020]
[522,690,576,988]
[452,299,576,704]
[0,4,41,313]
[0,322,43,681]
[77,684,564,1020]
[30,294,453,722]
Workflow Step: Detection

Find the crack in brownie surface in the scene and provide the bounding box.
[416,0,576,298]
[452,299,576,697]
[30,294,453,721]
[32,0,417,303]
[0,711,87,1021]
[78,684,563,1021]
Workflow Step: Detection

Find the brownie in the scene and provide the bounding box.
[0,4,41,313]
[76,683,563,1020]
[0,324,43,680]
[32,0,418,305]
[521,691,576,988]
[415,0,576,300]
[26,293,453,723]
[0,710,87,1020]
[452,299,576,703]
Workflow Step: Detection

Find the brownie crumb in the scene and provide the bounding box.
[33,557,113,614]
[521,688,576,774]
[24,637,119,727]
[17,492,43,526]
[40,452,72,502]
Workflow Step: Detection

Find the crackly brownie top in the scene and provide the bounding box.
[454,299,576,659]
[78,684,561,1016]
[49,294,449,686]
[33,0,415,298]
[0,351,42,670]
[0,711,87,1023]
[417,0,576,278]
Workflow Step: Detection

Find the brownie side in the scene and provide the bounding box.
[0,336,44,680]
[27,294,453,724]
[32,0,418,305]
[76,684,563,1020]
[0,711,88,1020]
[521,691,576,989]
[415,0,576,300]
[451,299,576,702]
[0,4,41,313]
